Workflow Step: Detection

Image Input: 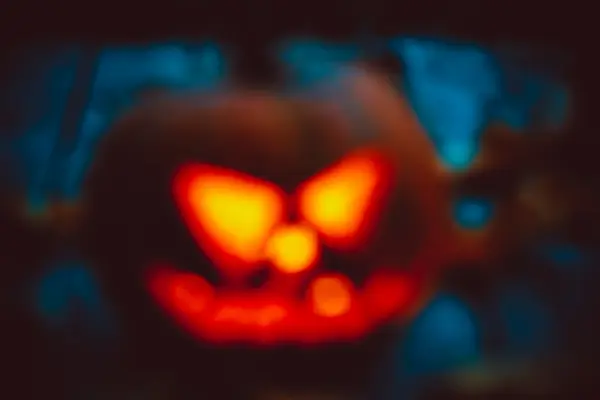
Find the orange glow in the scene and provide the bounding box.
[147,265,421,344]
[147,268,214,315]
[174,165,285,277]
[160,150,416,345]
[215,304,287,327]
[265,224,319,273]
[309,275,353,317]
[174,285,210,313]
[298,150,392,249]
[363,271,418,320]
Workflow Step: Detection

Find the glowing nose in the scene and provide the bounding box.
[265,224,319,273]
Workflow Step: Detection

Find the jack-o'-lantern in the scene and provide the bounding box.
[79,72,503,353]
[72,75,525,398]
[81,72,462,350]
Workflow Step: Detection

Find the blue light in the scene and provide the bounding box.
[496,285,555,356]
[400,294,482,375]
[494,64,570,131]
[280,40,359,87]
[454,196,495,229]
[440,140,480,170]
[391,37,500,171]
[537,242,586,267]
[33,263,116,336]
[35,266,73,327]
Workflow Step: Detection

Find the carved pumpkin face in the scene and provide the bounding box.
[148,149,419,344]
[84,72,455,346]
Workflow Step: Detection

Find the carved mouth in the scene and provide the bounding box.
[146,264,420,345]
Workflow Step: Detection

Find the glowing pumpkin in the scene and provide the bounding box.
[81,71,466,347]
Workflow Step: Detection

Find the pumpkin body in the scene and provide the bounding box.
[81,72,457,395]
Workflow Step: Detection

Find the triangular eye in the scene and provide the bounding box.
[297,149,393,250]
[174,164,285,278]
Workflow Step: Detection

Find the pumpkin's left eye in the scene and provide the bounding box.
[297,149,393,250]
[174,164,285,278]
